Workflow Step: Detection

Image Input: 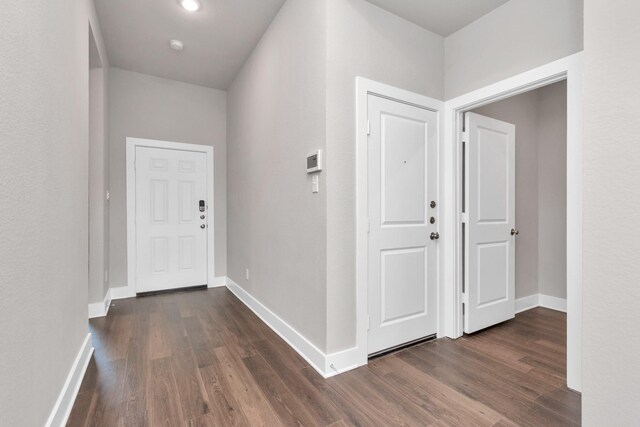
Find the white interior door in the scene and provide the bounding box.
[135,146,208,293]
[368,94,438,355]
[465,112,516,333]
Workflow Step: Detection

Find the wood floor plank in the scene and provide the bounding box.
[68,290,580,427]
[242,353,320,425]
[213,346,282,426]
[253,338,344,425]
[368,354,504,426]
[148,357,184,426]
[199,363,252,426]
[170,335,211,420]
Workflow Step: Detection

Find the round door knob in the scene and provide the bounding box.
[200,224,206,229]
[430,232,440,240]
[511,229,519,236]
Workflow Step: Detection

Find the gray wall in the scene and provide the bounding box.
[88,15,110,304]
[227,0,328,350]
[473,80,567,300]
[445,0,583,99]
[108,68,228,289]
[89,67,110,303]
[583,0,640,424]
[325,0,444,353]
[537,82,567,299]
[0,0,90,425]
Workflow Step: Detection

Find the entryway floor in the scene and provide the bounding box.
[68,288,580,426]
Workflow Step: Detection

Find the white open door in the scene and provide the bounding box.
[367,94,438,355]
[464,112,516,333]
[135,146,209,293]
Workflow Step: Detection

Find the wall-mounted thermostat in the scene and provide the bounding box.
[306,150,323,173]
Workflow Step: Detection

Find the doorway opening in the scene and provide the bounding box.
[462,79,570,383]
[443,53,583,392]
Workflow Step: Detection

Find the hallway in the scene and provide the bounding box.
[68,288,580,426]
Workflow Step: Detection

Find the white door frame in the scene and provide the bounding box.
[355,77,444,366]
[126,137,215,295]
[441,52,584,391]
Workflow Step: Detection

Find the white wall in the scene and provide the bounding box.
[0,0,90,425]
[445,0,583,99]
[472,81,567,300]
[325,0,444,353]
[108,68,227,289]
[582,1,640,424]
[227,0,328,351]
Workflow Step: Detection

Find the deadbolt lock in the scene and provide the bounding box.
[430,201,437,208]
[430,217,436,224]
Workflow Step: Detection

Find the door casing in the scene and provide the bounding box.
[356,77,444,367]
[442,52,584,391]
[126,138,215,296]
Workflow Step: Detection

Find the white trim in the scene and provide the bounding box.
[225,278,359,378]
[109,285,136,300]
[126,138,215,296]
[443,53,583,391]
[539,294,567,313]
[209,275,227,288]
[45,333,93,427]
[355,77,445,368]
[516,294,568,314]
[515,294,539,314]
[88,289,112,319]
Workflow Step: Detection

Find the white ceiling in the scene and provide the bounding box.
[94,0,286,90]
[95,0,509,90]
[365,0,510,37]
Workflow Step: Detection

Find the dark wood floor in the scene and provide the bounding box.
[68,288,580,426]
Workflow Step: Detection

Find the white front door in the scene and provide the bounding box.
[367,94,438,355]
[135,146,209,293]
[465,112,516,333]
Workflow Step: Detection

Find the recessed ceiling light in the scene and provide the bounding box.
[169,40,184,51]
[179,0,202,12]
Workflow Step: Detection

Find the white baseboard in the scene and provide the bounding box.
[539,294,567,313]
[516,294,539,313]
[516,293,567,314]
[209,276,227,288]
[88,289,112,319]
[225,278,360,378]
[109,285,135,300]
[45,333,94,427]
[324,346,360,378]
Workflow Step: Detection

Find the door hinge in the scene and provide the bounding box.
[462,292,469,305]
[461,212,469,223]
[367,315,370,330]
[461,131,468,142]
[367,219,370,234]
[367,120,371,136]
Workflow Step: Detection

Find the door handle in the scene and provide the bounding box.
[430,232,440,240]
[511,229,519,236]
[200,224,206,229]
